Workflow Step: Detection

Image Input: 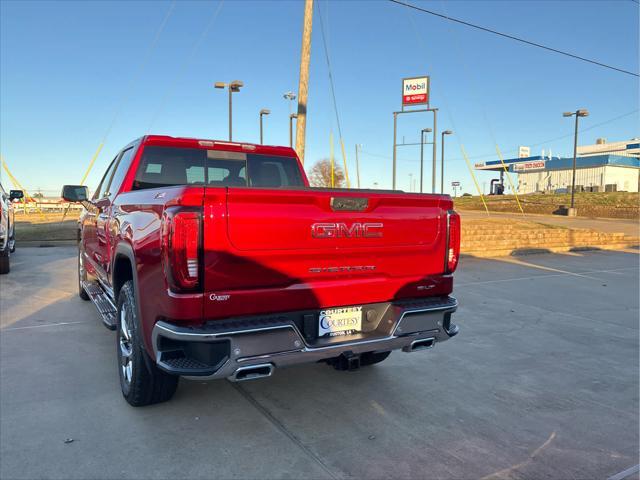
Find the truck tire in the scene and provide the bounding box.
[360,351,391,366]
[0,240,10,275]
[117,280,178,406]
[77,248,90,301]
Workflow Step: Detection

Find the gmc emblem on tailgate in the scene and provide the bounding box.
[311,222,383,238]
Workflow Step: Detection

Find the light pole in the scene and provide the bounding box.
[283,91,296,115]
[289,113,298,148]
[259,109,270,145]
[419,127,432,193]
[432,109,438,193]
[563,109,589,213]
[215,80,243,141]
[355,144,362,189]
[441,130,453,194]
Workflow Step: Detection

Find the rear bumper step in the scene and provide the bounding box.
[151,296,458,380]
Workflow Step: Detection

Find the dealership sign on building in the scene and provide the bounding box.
[514,160,546,172]
[402,76,429,107]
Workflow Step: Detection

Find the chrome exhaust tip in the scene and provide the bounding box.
[229,363,274,382]
[403,337,436,352]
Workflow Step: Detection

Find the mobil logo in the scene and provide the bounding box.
[405,81,426,92]
[402,76,429,105]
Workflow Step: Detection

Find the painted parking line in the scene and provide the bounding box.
[607,464,640,480]
[457,266,637,287]
[493,257,603,280]
[1,320,90,331]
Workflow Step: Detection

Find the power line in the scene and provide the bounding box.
[147,0,224,133]
[455,108,639,161]
[74,0,176,195]
[101,0,177,143]
[362,109,639,162]
[316,1,352,186]
[388,0,639,78]
[316,2,344,141]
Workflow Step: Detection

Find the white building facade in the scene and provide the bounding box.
[475,138,640,194]
[516,163,639,194]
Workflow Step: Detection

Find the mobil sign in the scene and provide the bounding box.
[402,76,429,106]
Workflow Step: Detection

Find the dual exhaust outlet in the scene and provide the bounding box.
[403,337,436,353]
[229,363,274,382]
[229,337,436,381]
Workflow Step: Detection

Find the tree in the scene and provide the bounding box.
[307,159,346,188]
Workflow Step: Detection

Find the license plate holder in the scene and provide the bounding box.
[318,306,363,337]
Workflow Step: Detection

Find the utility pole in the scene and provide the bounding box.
[355,144,362,189]
[295,0,313,165]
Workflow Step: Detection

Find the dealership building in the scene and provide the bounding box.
[475,138,640,194]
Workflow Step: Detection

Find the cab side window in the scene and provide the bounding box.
[105,147,135,196]
[93,156,119,200]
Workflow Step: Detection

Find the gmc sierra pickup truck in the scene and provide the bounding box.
[62,135,460,406]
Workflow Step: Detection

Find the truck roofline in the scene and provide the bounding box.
[140,135,298,158]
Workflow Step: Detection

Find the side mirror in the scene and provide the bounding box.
[61,185,89,202]
[9,190,24,201]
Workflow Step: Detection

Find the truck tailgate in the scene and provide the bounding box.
[203,188,452,320]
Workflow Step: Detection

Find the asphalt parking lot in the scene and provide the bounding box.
[1,246,638,480]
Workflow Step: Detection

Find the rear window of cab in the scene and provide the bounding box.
[132,146,304,190]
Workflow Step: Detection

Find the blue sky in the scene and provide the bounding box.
[1,0,638,195]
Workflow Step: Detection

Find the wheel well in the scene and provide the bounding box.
[113,254,133,301]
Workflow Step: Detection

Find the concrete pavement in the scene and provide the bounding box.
[1,246,638,479]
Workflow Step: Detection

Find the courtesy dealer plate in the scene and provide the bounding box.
[318,306,363,337]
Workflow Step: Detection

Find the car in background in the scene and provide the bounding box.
[0,183,24,274]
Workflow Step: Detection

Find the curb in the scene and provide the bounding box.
[462,242,639,258]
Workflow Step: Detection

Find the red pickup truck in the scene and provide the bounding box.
[63,135,460,406]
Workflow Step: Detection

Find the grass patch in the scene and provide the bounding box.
[14,212,79,242]
[455,192,639,218]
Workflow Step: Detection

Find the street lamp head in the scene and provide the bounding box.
[443,130,453,135]
[422,128,432,133]
[290,113,298,119]
[260,109,271,115]
[214,82,226,89]
[283,91,296,101]
[229,80,243,92]
[577,109,589,117]
[562,112,574,117]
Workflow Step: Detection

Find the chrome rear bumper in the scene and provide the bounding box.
[151,296,458,381]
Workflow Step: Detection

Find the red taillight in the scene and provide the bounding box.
[446,210,460,273]
[164,211,201,290]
